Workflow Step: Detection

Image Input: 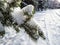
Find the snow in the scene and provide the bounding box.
[4,2,9,9]
[11,7,25,25]
[22,5,34,15]
[34,9,60,45]
[0,22,4,32]
[6,0,14,3]
[11,5,34,25]
[0,8,60,45]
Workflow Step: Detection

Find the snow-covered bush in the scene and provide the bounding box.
[0,0,45,40]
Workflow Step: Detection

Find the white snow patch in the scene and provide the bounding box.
[6,0,14,3]
[0,22,4,32]
[11,5,34,25]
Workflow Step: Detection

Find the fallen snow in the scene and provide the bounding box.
[0,9,60,45]
[34,9,60,45]
[11,5,34,25]
[0,22,4,32]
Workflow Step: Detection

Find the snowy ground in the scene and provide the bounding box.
[34,9,60,45]
[0,9,60,45]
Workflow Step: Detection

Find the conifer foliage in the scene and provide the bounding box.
[0,0,45,40]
